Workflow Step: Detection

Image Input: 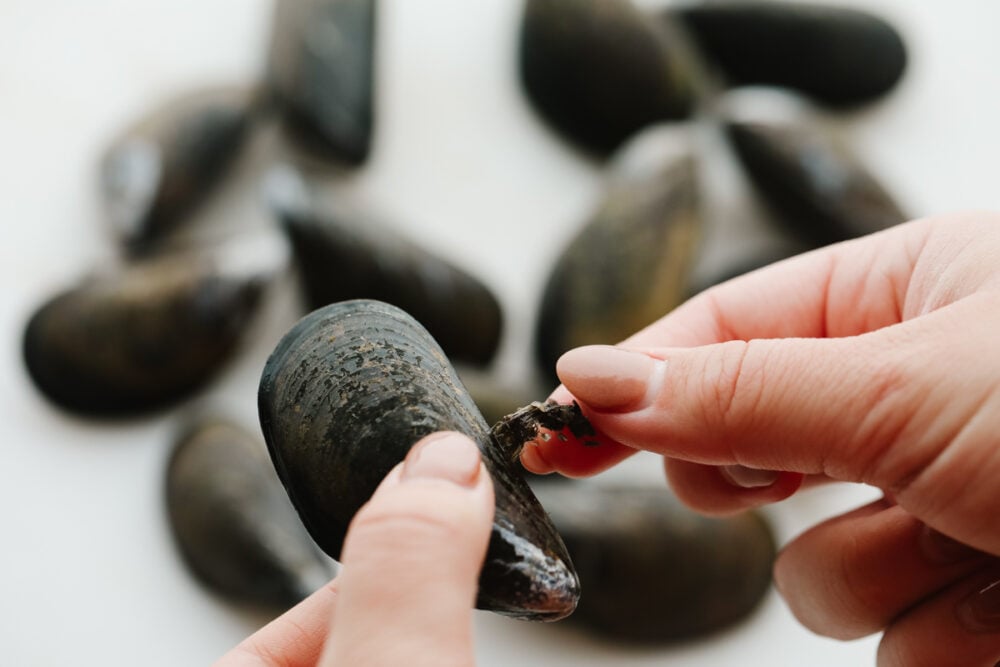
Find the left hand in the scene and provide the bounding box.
[215,431,494,667]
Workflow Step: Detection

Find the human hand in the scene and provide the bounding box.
[216,432,493,667]
[522,213,1000,666]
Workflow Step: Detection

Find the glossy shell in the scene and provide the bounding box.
[535,129,701,383]
[100,86,254,254]
[519,0,697,155]
[534,484,777,643]
[258,300,579,620]
[266,0,376,165]
[727,118,907,247]
[267,167,503,366]
[23,252,264,416]
[166,418,333,609]
[672,2,906,108]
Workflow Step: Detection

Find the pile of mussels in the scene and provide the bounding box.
[23,0,910,645]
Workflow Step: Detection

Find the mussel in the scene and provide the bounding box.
[266,167,503,367]
[533,484,777,643]
[266,0,376,165]
[726,117,907,247]
[166,418,333,609]
[519,0,698,155]
[669,2,907,108]
[534,128,701,384]
[23,247,269,417]
[258,299,580,620]
[100,86,255,254]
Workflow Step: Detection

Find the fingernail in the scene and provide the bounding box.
[556,345,663,412]
[520,441,554,475]
[402,432,481,488]
[956,573,1000,633]
[720,465,781,489]
[919,525,982,564]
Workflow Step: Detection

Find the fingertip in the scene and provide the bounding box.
[520,441,555,475]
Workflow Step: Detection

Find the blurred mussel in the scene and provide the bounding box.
[266,0,376,165]
[534,484,776,643]
[266,166,503,366]
[166,417,333,609]
[519,0,698,155]
[669,2,907,108]
[725,112,907,247]
[687,238,808,297]
[22,237,282,417]
[535,127,701,384]
[100,86,256,254]
[258,299,580,621]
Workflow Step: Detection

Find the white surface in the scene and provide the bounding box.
[3,1,999,665]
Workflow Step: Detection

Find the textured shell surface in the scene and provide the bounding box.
[23,251,266,417]
[100,86,255,254]
[258,299,579,620]
[166,418,333,609]
[534,484,777,643]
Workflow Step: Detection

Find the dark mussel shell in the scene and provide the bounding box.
[100,86,255,254]
[23,252,265,417]
[535,129,701,384]
[726,118,907,247]
[671,2,906,108]
[266,167,502,367]
[166,418,333,609]
[519,0,697,155]
[266,0,376,165]
[533,484,776,643]
[258,300,579,621]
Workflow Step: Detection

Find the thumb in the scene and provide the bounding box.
[320,432,494,667]
[555,331,930,492]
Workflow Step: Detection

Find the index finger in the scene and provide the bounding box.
[522,217,932,477]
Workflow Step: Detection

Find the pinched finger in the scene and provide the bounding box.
[775,501,991,641]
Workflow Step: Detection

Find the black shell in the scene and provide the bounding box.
[535,131,701,384]
[534,484,776,643]
[726,118,907,247]
[100,86,254,254]
[519,0,697,155]
[166,418,333,609]
[672,2,907,108]
[268,168,503,367]
[266,0,376,165]
[22,254,264,417]
[258,300,579,621]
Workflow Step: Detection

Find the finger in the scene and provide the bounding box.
[319,432,494,667]
[775,501,991,641]
[664,459,803,515]
[877,564,1000,667]
[524,219,932,478]
[213,579,338,667]
[520,385,636,477]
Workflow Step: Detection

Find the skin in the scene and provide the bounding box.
[522,212,1000,665]
[220,213,1000,665]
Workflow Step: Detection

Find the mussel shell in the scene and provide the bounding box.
[100,86,254,254]
[23,253,264,416]
[534,129,701,384]
[726,119,907,247]
[519,0,697,155]
[258,299,579,621]
[534,484,776,643]
[266,0,376,165]
[267,168,502,367]
[166,418,333,609]
[672,2,906,108]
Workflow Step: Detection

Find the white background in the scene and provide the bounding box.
[3,1,999,665]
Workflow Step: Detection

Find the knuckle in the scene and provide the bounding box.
[703,340,765,434]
